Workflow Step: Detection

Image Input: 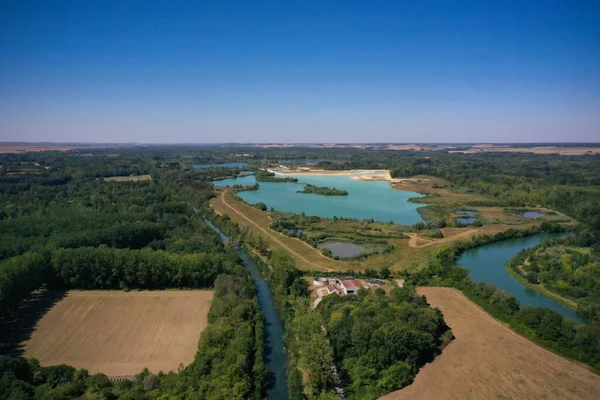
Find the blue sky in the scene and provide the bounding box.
[1,0,598,143]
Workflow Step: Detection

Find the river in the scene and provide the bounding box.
[456,232,583,322]
[203,218,289,399]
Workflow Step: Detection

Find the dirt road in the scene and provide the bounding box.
[407,229,478,248]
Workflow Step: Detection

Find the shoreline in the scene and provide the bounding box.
[267,167,408,183]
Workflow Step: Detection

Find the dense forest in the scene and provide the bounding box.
[0,150,266,399]
[318,287,452,398]
[297,184,348,196]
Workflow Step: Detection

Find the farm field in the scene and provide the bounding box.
[103,174,152,182]
[23,290,213,376]
[382,287,600,400]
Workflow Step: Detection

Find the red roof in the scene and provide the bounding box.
[342,279,362,289]
[327,284,338,292]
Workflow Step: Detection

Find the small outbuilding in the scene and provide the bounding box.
[313,277,329,286]
[327,284,340,295]
[341,279,362,295]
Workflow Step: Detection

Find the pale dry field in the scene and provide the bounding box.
[103,174,152,182]
[450,146,600,155]
[0,144,114,154]
[382,287,600,400]
[24,290,213,376]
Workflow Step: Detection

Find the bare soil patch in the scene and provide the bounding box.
[382,287,600,400]
[23,290,213,376]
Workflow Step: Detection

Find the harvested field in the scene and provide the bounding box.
[382,287,600,400]
[0,144,114,154]
[23,290,213,376]
[103,174,152,182]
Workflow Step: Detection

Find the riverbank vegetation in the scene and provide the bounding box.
[508,235,600,322]
[297,184,348,196]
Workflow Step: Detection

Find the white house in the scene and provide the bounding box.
[340,279,362,295]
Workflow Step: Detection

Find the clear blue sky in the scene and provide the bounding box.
[1,0,598,143]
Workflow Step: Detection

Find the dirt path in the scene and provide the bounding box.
[381,287,600,400]
[220,191,314,266]
[407,229,478,248]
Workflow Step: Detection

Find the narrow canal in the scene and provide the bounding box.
[204,218,289,399]
[456,232,584,322]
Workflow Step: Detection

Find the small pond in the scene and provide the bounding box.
[193,162,248,169]
[457,217,477,225]
[520,211,544,218]
[318,242,368,258]
[456,210,477,215]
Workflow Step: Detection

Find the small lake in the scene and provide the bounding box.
[457,217,477,225]
[456,232,583,322]
[193,162,248,169]
[318,242,367,258]
[213,173,425,224]
[456,210,477,215]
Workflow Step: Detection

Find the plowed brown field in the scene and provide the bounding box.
[382,287,600,400]
[23,290,213,376]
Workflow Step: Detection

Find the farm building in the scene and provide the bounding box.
[327,284,340,295]
[341,279,362,295]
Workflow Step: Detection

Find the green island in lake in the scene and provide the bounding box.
[255,170,298,182]
[296,183,349,196]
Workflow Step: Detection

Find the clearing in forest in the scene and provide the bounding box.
[103,174,152,182]
[382,287,600,400]
[23,290,213,376]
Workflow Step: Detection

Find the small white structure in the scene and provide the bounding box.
[313,277,329,286]
[395,279,405,288]
[340,280,362,295]
[327,284,340,295]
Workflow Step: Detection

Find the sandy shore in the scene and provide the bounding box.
[267,167,395,179]
[267,167,425,185]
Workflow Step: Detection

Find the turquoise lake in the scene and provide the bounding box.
[214,173,425,224]
[456,232,583,322]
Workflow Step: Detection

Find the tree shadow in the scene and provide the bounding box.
[0,289,68,356]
